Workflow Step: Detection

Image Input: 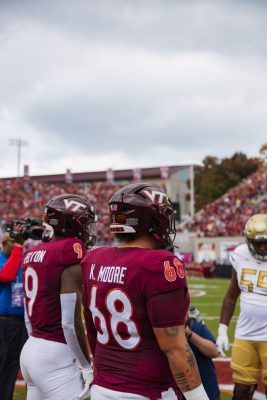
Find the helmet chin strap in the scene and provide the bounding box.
[150,231,175,251]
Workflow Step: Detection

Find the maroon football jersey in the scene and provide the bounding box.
[81,247,189,400]
[23,237,86,343]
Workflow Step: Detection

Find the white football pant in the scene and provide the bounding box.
[20,336,84,400]
[90,385,178,400]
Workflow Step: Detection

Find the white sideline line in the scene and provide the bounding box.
[16,380,25,386]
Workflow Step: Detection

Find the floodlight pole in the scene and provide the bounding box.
[9,138,29,178]
[190,164,195,217]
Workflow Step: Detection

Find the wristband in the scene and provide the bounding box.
[218,323,228,335]
[183,384,209,400]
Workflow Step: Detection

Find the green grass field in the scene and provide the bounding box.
[13,276,237,400]
[11,387,233,400]
[13,387,26,400]
[187,275,239,351]
[13,387,233,400]
[11,388,234,400]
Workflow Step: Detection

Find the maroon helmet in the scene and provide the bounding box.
[109,183,176,249]
[44,193,97,247]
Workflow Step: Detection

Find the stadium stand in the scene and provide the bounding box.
[0,165,192,245]
[0,180,126,245]
[183,165,267,237]
[0,164,266,246]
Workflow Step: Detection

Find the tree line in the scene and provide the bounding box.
[193,150,265,212]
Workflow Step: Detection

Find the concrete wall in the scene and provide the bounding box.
[174,233,244,265]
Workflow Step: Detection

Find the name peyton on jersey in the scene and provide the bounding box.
[89,264,127,284]
[24,250,46,264]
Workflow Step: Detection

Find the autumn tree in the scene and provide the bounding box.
[260,143,267,163]
[193,152,262,211]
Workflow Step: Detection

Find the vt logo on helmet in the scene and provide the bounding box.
[63,199,88,212]
[44,194,97,248]
[141,189,169,205]
[109,183,176,250]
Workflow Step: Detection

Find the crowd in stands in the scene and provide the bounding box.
[184,165,267,237]
[0,179,123,245]
[0,164,267,244]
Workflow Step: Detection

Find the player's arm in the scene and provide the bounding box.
[186,326,219,358]
[82,284,97,357]
[153,325,209,400]
[60,264,91,366]
[147,285,209,399]
[220,268,240,326]
[61,264,93,400]
[146,254,208,398]
[0,224,25,283]
[217,268,240,354]
[0,244,23,283]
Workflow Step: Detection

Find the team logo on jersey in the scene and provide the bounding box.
[141,189,168,205]
[63,199,87,212]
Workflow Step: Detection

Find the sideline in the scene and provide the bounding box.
[16,380,25,387]
[16,380,265,399]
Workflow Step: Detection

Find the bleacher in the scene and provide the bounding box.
[0,164,266,245]
[183,165,267,237]
[0,179,123,246]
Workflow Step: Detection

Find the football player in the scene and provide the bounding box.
[217,214,267,400]
[81,183,209,400]
[20,194,97,400]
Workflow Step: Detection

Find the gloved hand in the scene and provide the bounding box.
[216,323,229,357]
[79,367,93,400]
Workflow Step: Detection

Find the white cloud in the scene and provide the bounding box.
[0,0,266,178]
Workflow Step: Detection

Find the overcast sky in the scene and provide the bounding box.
[0,0,266,178]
